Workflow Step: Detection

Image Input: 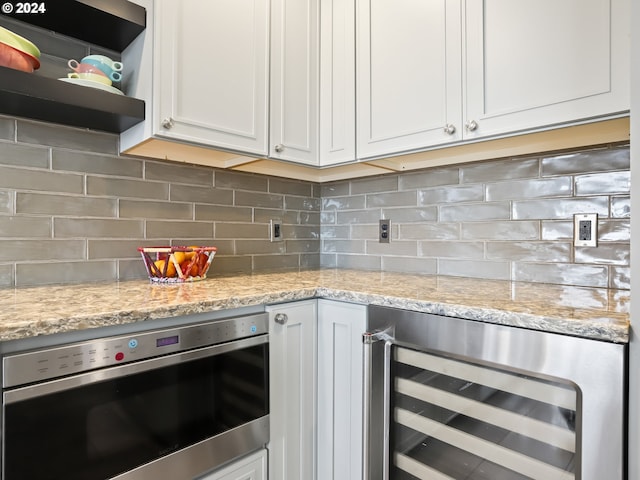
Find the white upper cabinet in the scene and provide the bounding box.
[320,0,357,166]
[463,0,630,140]
[357,0,463,159]
[356,0,629,160]
[269,0,319,165]
[270,0,356,166]
[121,0,269,158]
[122,0,629,178]
[122,0,356,169]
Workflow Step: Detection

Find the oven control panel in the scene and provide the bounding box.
[2,312,268,388]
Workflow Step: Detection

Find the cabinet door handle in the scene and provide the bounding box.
[465,120,478,131]
[274,313,288,325]
[274,144,285,153]
[161,117,174,129]
[443,124,456,135]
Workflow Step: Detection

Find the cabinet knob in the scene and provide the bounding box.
[274,313,288,325]
[161,118,174,129]
[443,124,456,135]
[274,144,285,153]
[465,120,478,132]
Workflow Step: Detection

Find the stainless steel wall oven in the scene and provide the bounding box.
[364,306,627,480]
[1,311,269,480]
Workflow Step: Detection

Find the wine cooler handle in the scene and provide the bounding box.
[362,329,394,480]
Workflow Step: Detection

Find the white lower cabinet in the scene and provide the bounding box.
[267,300,318,480]
[267,299,366,480]
[317,299,367,480]
[198,449,266,480]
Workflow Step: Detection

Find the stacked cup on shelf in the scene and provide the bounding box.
[67,54,123,88]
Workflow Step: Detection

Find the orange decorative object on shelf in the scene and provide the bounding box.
[138,246,217,283]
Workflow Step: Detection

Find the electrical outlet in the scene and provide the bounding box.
[270,219,283,242]
[379,219,390,243]
[573,213,597,247]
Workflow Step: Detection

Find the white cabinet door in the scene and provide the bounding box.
[356,0,463,160]
[267,300,317,480]
[320,0,357,166]
[154,0,269,156]
[271,0,357,167]
[317,299,366,480]
[270,0,320,165]
[198,449,266,480]
[463,0,629,140]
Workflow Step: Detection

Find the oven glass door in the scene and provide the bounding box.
[390,345,578,480]
[3,340,268,480]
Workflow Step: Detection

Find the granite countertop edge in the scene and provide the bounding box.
[0,270,630,344]
[316,288,629,344]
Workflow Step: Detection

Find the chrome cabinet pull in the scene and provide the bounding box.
[274,313,288,325]
[465,119,478,131]
[274,144,285,153]
[443,123,456,135]
[161,117,174,129]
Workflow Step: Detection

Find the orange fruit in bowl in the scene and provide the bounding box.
[184,245,200,260]
[172,251,187,265]
[188,264,199,277]
[154,259,176,277]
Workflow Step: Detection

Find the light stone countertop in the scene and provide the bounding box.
[0,269,630,343]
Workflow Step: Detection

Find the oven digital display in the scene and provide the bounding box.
[156,335,179,347]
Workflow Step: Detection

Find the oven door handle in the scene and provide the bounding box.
[363,328,394,480]
[3,334,268,404]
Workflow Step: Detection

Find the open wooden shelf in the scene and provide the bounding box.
[0,66,145,133]
[2,0,145,51]
[0,0,146,133]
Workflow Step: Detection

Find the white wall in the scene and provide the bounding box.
[629,0,639,477]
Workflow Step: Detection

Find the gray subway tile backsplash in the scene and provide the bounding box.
[440,202,511,222]
[0,216,51,238]
[485,242,572,262]
[439,259,511,281]
[52,150,143,178]
[512,197,609,220]
[419,184,484,205]
[146,220,213,239]
[119,199,193,220]
[170,184,234,205]
[55,218,144,238]
[234,191,284,209]
[398,168,459,190]
[0,142,49,168]
[0,117,630,288]
[541,147,630,176]
[145,161,213,186]
[612,196,631,218]
[514,263,609,288]
[367,191,417,208]
[322,195,366,211]
[17,120,117,154]
[87,175,169,200]
[485,177,572,201]
[460,158,540,183]
[17,193,116,217]
[574,171,630,196]
[0,117,15,141]
[0,165,83,194]
[462,221,539,240]
[351,175,398,194]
